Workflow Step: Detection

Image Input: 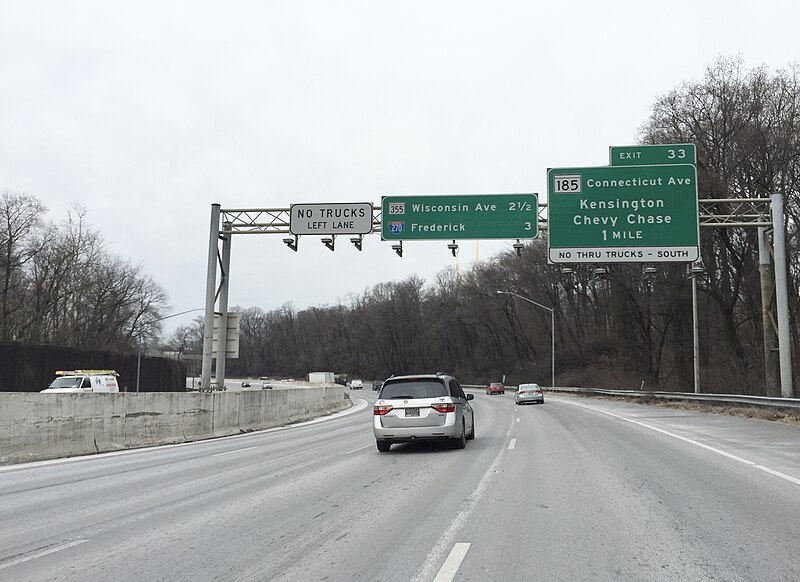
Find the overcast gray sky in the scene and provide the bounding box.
[2,1,798,336]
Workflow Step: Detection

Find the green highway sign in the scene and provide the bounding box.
[547,164,699,263]
[381,194,538,240]
[610,143,696,166]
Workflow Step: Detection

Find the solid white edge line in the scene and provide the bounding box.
[508,438,517,450]
[432,543,471,582]
[211,446,256,457]
[559,398,800,487]
[754,464,800,486]
[0,396,371,473]
[0,539,89,570]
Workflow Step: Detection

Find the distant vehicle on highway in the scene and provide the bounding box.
[241,380,251,388]
[515,383,544,405]
[41,370,120,393]
[486,382,505,395]
[350,379,363,390]
[372,380,382,391]
[373,373,475,452]
[307,371,334,383]
[262,381,272,390]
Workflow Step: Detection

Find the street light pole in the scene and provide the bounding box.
[686,262,705,395]
[691,269,700,394]
[135,308,205,392]
[496,290,555,388]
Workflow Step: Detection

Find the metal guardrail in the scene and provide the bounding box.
[545,387,800,412]
[463,384,800,412]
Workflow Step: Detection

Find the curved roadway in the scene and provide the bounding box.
[1,390,799,581]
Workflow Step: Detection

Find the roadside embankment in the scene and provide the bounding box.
[0,386,350,465]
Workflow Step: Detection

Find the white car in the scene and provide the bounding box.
[515,383,544,404]
[350,379,363,389]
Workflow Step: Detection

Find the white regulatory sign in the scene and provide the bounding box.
[290,202,374,235]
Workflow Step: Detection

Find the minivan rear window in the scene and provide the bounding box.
[380,380,448,399]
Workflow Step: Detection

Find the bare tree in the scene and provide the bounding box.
[0,198,169,351]
[640,57,800,390]
[0,191,47,340]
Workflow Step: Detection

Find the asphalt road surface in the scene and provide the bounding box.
[2,391,799,581]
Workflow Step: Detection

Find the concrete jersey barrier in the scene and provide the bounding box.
[0,386,350,465]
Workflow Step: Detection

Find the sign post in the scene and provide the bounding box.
[381,194,538,240]
[547,164,699,263]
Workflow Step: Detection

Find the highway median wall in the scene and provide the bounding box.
[0,386,350,465]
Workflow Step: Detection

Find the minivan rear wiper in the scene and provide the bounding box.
[386,395,413,399]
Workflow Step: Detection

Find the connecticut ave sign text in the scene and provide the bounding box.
[547,165,699,263]
[381,194,538,240]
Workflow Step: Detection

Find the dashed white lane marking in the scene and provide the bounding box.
[561,399,800,488]
[508,438,517,450]
[516,418,520,423]
[0,539,89,570]
[433,543,471,582]
[212,446,256,457]
[343,443,373,455]
[412,413,514,582]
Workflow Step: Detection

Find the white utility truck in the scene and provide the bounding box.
[41,370,121,393]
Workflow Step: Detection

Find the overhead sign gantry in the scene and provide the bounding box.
[200,149,792,399]
[200,195,544,391]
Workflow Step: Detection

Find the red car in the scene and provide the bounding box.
[486,382,505,395]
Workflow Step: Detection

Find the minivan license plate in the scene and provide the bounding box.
[405,408,420,417]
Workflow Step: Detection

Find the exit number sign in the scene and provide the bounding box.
[610,143,696,166]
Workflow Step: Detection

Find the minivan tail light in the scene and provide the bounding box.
[431,403,456,413]
[374,404,393,416]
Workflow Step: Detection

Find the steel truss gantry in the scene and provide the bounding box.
[217,203,550,235]
[217,197,772,234]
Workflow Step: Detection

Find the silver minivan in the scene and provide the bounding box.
[373,374,475,452]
